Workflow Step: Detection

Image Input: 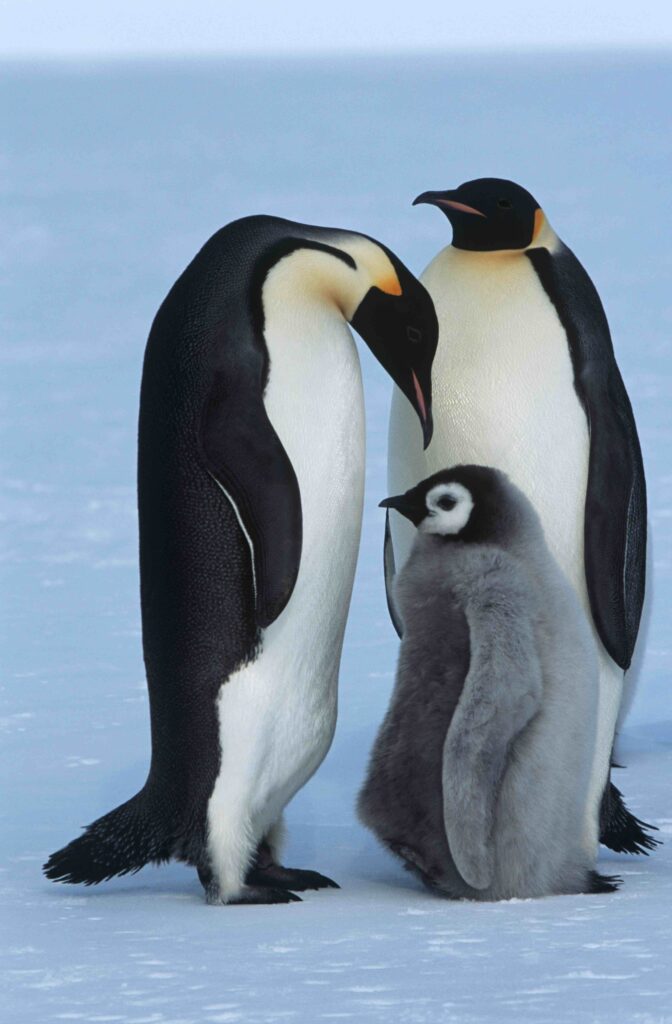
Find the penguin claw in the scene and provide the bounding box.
[246,864,342,888]
[588,870,621,894]
[295,870,339,890]
[235,886,302,904]
[246,865,339,891]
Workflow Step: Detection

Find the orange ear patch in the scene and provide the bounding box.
[532,208,545,241]
[378,274,402,296]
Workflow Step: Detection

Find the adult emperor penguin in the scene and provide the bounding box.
[44,215,437,904]
[360,466,617,900]
[386,177,653,857]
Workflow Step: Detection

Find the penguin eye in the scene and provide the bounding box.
[406,326,422,345]
[437,495,457,511]
[497,198,513,209]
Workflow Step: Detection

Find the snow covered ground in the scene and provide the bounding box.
[1,53,671,1023]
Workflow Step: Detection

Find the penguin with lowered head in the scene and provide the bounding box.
[44,215,437,905]
[386,177,654,858]
[360,465,619,900]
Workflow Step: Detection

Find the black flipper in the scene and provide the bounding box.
[383,510,403,638]
[200,368,302,630]
[527,244,646,671]
[599,778,660,855]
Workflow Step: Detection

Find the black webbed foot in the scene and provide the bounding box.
[246,840,339,891]
[247,864,339,891]
[197,861,302,905]
[228,885,302,905]
[588,870,621,894]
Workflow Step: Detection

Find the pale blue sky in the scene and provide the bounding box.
[2,0,672,56]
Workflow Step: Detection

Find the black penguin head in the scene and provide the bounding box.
[413,178,544,252]
[249,229,437,449]
[350,256,437,449]
[380,465,528,543]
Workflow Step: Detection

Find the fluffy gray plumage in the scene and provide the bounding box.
[359,465,616,900]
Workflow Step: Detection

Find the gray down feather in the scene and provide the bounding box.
[358,468,608,900]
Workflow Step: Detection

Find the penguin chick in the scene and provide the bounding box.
[359,465,619,900]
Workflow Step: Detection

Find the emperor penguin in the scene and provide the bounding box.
[386,178,654,858]
[44,215,438,905]
[360,466,619,900]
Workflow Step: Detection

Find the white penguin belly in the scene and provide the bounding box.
[390,246,590,591]
[389,245,617,856]
[208,306,365,866]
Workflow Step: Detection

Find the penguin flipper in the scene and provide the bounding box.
[527,244,646,669]
[442,563,543,890]
[201,369,302,630]
[383,511,403,638]
[584,368,646,671]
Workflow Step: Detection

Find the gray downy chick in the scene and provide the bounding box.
[358,465,619,900]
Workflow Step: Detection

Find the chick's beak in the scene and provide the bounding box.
[379,492,423,522]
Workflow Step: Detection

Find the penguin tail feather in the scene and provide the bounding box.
[43,791,174,885]
[588,871,621,894]
[599,780,660,856]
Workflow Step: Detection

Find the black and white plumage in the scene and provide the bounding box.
[44,215,437,904]
[360,466,619,900]
[387,178,654,857]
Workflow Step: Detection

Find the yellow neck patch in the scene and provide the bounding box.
[377,274,402,296]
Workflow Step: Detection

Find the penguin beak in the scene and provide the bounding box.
[413,190,486,218]
[379,491,425,524]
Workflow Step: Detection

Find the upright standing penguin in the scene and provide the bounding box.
[386,178,653,857]
[44,215,437,904]
[360,466,616,900]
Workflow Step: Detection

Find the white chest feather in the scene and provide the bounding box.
[389,245,590,595]
[212,290,365,834]
[262,297,366,676]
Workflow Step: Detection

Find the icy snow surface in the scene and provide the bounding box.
[1,53,671,1023]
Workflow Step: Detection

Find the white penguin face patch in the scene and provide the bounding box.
[421,482,474,536]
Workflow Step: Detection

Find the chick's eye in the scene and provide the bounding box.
[497,198,513,209]
[438,495,457,511]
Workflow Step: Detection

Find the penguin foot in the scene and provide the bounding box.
[247,864,339,891]
[247,841,338,891]
[228,885,303,905]
[197,863,302,904]
[203,882,302,905]
[588,870,621,894]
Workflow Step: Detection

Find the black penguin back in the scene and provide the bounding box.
[137,218,297,846]
[45,216,329,882]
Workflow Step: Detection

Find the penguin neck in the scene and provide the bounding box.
[445,214,561,263]
[258,246,362,416]
[257,242,368,614]
[259,236,401,329]
[528,212,561,253]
